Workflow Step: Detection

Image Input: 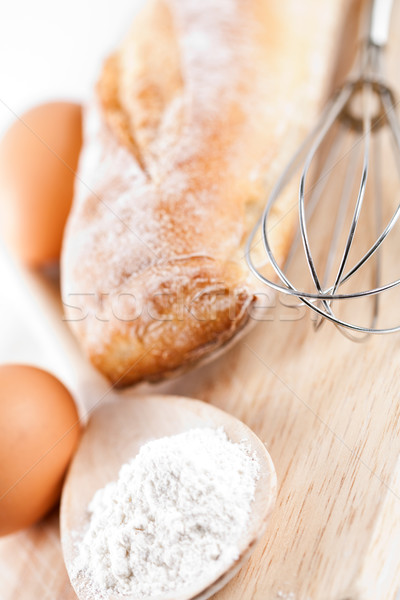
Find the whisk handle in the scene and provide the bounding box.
[369,0,393,46]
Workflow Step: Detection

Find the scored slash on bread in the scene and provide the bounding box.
[61,0,345,386]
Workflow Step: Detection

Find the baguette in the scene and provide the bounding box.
[61,0,345,386]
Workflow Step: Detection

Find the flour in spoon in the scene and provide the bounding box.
[71,427,259,599]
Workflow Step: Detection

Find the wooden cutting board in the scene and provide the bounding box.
[1,268,400,600]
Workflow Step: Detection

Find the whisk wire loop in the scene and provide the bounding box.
[246,0,400,336]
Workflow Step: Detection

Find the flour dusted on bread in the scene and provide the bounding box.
[62,0,346,386]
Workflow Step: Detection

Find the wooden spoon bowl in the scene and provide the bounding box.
[61,394,277,600]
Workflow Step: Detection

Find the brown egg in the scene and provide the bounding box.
[0,364,81,536]
[0,102,82,266]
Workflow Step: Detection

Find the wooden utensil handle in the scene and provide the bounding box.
[0,241,109,417]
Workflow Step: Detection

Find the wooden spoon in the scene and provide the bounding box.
[0,246,277,599]
[61,393,277,600]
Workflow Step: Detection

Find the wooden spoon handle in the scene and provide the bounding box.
[0,241,109,417]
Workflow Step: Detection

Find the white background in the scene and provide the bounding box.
[0,0,144,366]
[0,0,144,135]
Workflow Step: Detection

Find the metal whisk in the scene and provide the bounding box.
[246,0,400,338]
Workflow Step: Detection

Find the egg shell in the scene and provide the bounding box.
[0,102,82,266]
[0,364,81,536]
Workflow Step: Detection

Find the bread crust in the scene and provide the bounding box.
[62,0,344,386]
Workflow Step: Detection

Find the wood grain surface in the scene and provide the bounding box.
[1,290,400,600]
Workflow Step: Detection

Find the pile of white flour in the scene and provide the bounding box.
[71,427,259,599]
